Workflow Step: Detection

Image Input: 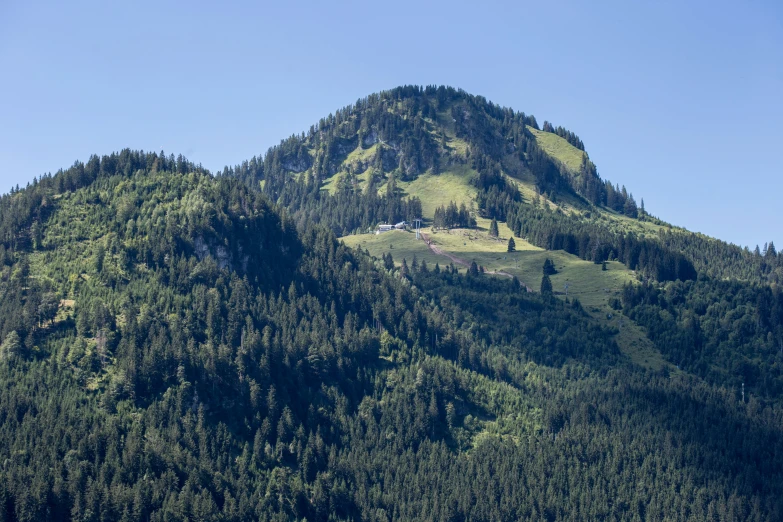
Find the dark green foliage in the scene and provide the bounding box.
[433,201,474,230]
[659,230,782,285]
[507,237,515,252]
[382,251,394,270]
[504,198,697,282]
[0,87,781,520]
[543,258,557,275]
[542,120,585,150]
[622,279,783,399]
[541,274,553,294]
[489,217,499,237]
[0,158,781,521]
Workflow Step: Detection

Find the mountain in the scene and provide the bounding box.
[0,87,781,521]
[237,85,780,283]
[240,85,783,395]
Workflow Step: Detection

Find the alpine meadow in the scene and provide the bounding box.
[1,86,782,521]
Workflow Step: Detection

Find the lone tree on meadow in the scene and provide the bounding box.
[507,237,516,252]
[543,258,557,275]
[489,218,499,238]
[540,274,553,295]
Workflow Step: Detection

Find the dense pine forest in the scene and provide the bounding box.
[1,86,782,521]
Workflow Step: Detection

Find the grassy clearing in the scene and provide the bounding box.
[319,144,380,195]
[320,171,338,195]
[527,126,585,173]
[346,143,378,163]
[501,156,583,216]
[442,135,469,158]
[435,110,457,137]
[341,229,444,268]
[608,314,671,371]
[322,168,377,196]
[394,165,477,218]
[356,168,373,187]
[341,221,632,304]
[596,208,671,238]
[340,223,671,372]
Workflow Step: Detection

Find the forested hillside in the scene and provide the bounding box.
[0,87,782,521]
[230,85,782,402]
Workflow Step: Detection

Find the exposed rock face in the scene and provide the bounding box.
[282,157,309,173]
[362,129,379,147]
[335,141,354,156]
[194,235,247,271]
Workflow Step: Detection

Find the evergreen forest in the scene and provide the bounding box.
[0,86,781,521]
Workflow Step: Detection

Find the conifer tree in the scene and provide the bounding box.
[489,218,499,237]
[507,237,516,252]
[400,258,409,278]
[540,274,553,294]
[543,258,556,275]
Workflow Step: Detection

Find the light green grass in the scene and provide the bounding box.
[346,143,378,163]
[442,135,469,158]
[435,110,458,137]
[319,171,338,194]
[320,171,365,196]
[526,126,681,239]
[356,168,374,188]
[397,165,477,218]
[527,126,585,173]
[596,208,671,238]
[341,229,444,268]
[320,144,380,195]
[608,314,671,371]
[340,224,671,371]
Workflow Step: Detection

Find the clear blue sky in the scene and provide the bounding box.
[1,0,780,249]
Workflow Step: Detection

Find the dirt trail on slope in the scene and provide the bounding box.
[420,232,532,292]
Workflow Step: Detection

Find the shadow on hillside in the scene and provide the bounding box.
[411,269,621,372]
[550,373,783,509]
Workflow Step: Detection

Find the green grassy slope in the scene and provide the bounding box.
[396,165,477,216]
[527,126,678,238]
[527,126,586,173]
[340,219,670,371]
